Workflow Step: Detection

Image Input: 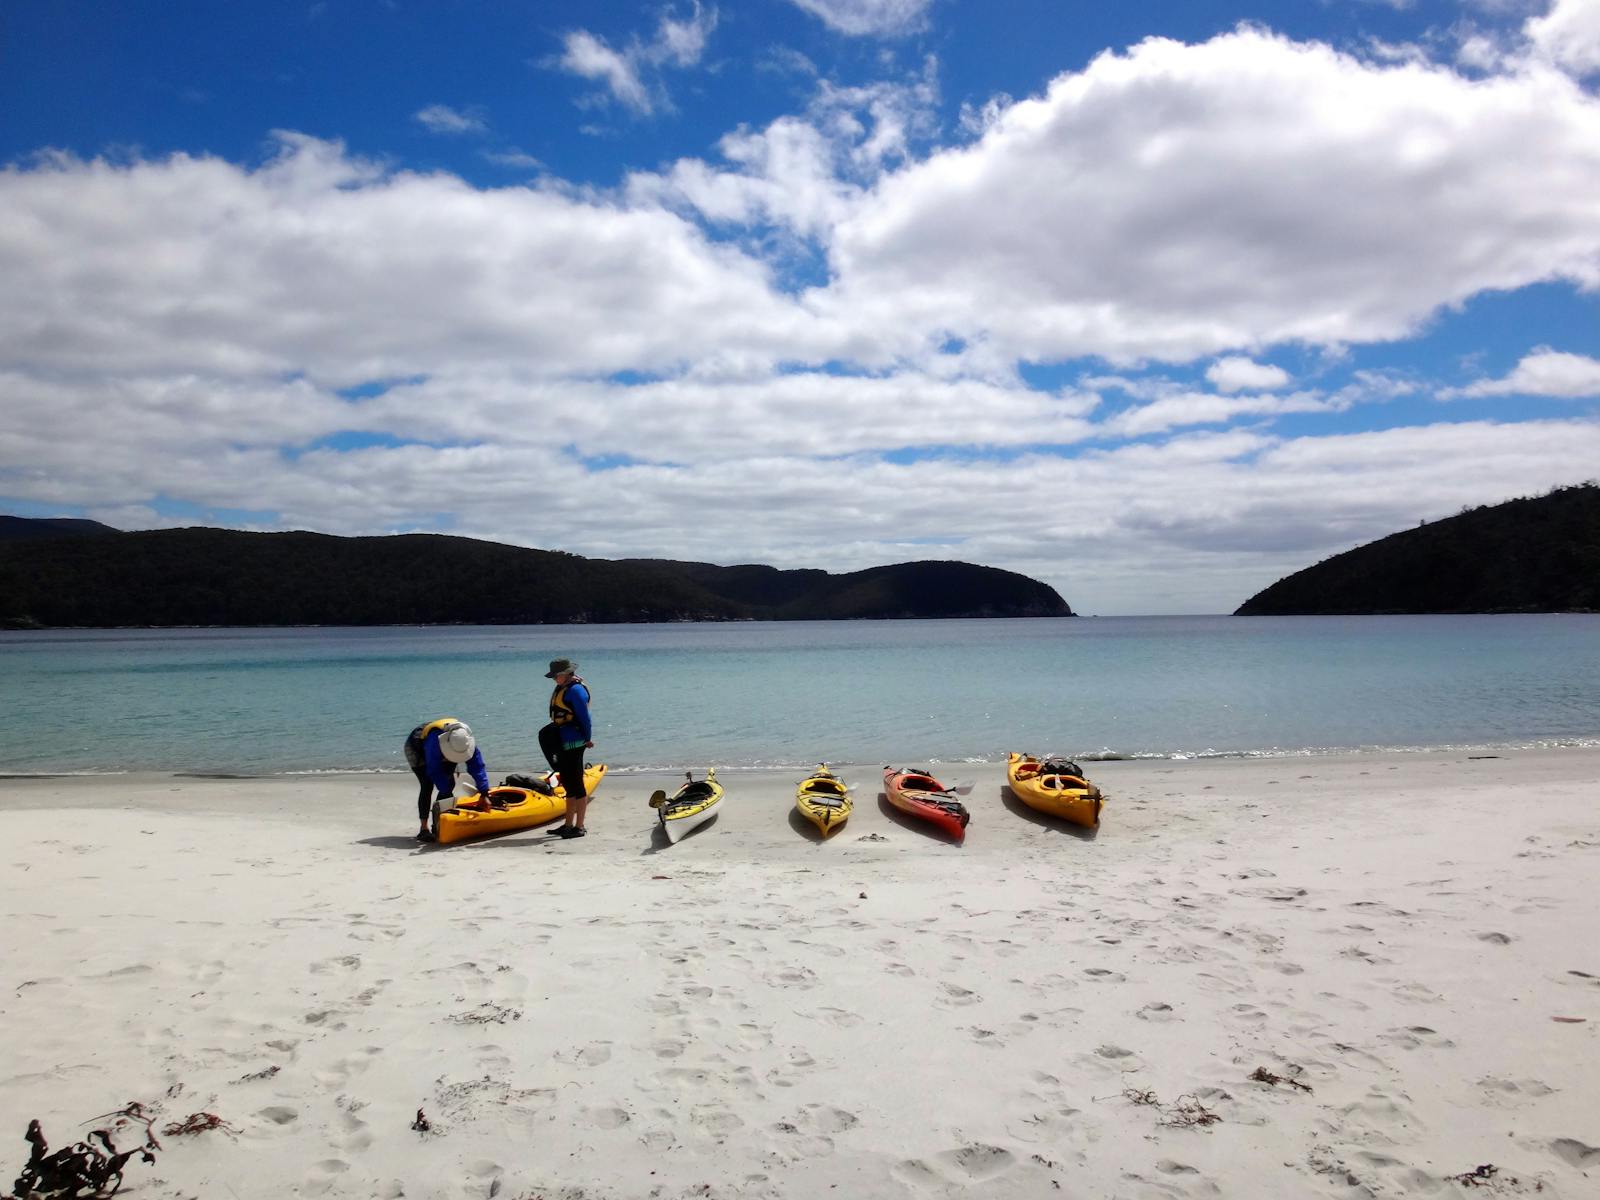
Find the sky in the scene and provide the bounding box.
[2,1,1598,614]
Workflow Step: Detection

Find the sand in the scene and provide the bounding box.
[2,749,1598,1199]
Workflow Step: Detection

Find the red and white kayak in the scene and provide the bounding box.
[883,766,970,843]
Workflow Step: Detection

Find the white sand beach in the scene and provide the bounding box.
[2,750,1598,1199]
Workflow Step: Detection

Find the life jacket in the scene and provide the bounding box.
[419,716,465,741]
[548,679,590,725]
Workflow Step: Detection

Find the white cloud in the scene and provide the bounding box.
[787,0,931,37]
[557,30,653,113]
[821,27,1600,365]
[0,134,831,384]
[1105,390,1331,439]
[626,57,938,241]
[480,148,543,170]
[1445,348,1600,397]
[413,104,486,135]
[1527,0,1600,75]
[1206,357,1292,393]
[554,4,718,116]
[9,24,1600,614]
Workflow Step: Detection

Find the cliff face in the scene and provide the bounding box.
[0,521,1074,626]
[1236,483,1600,615]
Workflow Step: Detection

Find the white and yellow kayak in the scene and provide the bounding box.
[649,769,723,844]
[435,764,608,846]
[795,764,851,836]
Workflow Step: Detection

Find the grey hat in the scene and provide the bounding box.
[545,658,576,679]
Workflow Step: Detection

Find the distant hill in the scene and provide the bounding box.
[1236,483,1600,615]
[0,515,118,542]
[0,519,1072,627]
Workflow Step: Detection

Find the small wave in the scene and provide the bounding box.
[279,767,408,776]
[0,769,131,779]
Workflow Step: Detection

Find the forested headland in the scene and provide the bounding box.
[0,520,1073,627]
[1236,483,1600,615]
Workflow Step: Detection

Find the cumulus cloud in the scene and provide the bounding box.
[787,0,932,37]
[1206,357,1292,393]
[627,57,938,241]
[0,134,830,384]
[554,3,718,115]
[8,23,1600,613]
[413,104,486,135]
[821,27,1600,365]
[1527,0,1600,75]
[1444,348,1600,398]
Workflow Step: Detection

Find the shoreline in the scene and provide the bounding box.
[3,750,1598,1197]
[4,734,1600,781]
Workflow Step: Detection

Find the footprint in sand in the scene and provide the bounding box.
[692,1106,744,1137]
[575,1042,612,1066]
[588,1106,631,1129]
[301,1159,350,1197]
[1136,1002,1176,1022]
[767,966,820,990]
[1379,1025,1454,1050]
[1082,967,1126,983]
[1095,1044,1135,1060]
[936,1144,1017,1182]
[1550,1138,1600,1168]
[935,983,981,1007]
[337,1111,372,1152]
[310,954,362,974]
[257,1106,298,1126]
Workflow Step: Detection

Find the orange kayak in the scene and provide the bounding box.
[883,766,970,842]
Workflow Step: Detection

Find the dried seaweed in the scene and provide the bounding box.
[7,1102,160,1199]
[1159,1094,1222,1128]
[160,1113,235,1138]
[448,1002,522,1025]
[1122,1088,1160,1107]
[1249,1065,1313,1093]
[235,1066,279,1083]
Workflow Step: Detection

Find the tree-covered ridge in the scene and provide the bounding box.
[0,523,1072,627]
[1235,483,1600,615]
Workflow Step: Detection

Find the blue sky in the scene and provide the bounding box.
[2,0,1598,612]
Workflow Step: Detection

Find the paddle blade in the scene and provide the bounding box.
[648,789,666,809]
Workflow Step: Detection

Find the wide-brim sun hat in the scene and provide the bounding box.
[438,722,476,763]
[545,658,576,679]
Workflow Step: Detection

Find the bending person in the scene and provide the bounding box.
[403,717,491,842]
[538,658,593,839]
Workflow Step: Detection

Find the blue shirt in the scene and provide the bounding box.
[560,682,592,748]
[422,729,490,797]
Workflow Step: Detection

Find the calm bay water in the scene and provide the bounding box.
[4,616,1600,776]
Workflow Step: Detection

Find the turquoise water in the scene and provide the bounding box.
[4,616,1600,775]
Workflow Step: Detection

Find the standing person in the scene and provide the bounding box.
[403,717,491,842]
[538,659,593,839]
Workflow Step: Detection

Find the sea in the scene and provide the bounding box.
[3,616,1599,777]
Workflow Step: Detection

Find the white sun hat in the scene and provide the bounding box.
[437,722,476,763]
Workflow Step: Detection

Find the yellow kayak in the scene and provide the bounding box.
[650,769,723,844]
[1006,752,1103,828]
[435,764,608,845]
[795,764,851,836]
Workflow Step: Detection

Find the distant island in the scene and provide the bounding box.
[0,519,1073,627]
[1236,482,1600,615]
